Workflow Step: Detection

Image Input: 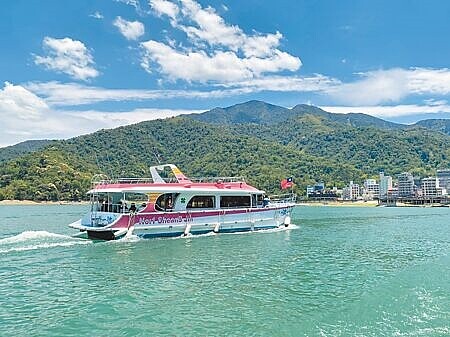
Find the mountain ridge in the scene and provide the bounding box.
[1,100,449,201]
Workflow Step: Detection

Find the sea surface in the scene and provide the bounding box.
[0,205,449,336]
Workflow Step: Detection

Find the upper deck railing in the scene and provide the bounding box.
[91,174,246,186]
[268,193,297,204]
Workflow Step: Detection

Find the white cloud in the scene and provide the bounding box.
[220,74,340,92]
[0,82,76,146]
[34,37,99,81]
[90,11,104,19]
[115,0,141,10]
[324,67,450,105]
[140,39,300,82]
[149,0,179,20]
[113,16,145,40]
[141,41,252,82]
[144,0,301,83]
[322,104,450,118]
[0,82,203,147]
[0,82,48,120]
[24,81,252,106]
[24,66,450,109]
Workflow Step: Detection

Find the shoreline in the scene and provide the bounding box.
[0,200,89,206]
[297,200,379,207]
[297,201,449,207]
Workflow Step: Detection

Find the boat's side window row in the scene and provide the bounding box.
[220,196,251,208]
[187,195,215,209]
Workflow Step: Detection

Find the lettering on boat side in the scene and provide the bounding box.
[137,215,193,225]
[93,214,118,226]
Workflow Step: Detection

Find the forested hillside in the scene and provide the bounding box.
[0,140,54,163]
[1,101,449,201]
[415,119,450,135]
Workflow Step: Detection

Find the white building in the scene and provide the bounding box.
[363,179,379,200]
[398,172,415,197]
[437,169,450,195]
[343,181,360,201]
[421,177,441,197]
[379,172,392,199]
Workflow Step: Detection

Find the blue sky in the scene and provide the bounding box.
[2,0,450,146]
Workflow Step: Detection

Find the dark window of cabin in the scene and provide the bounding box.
[220,195,251,208]
[251,194,257,208]
[187,195,215,209]
[257,194,263,206]
[156,193,179,211]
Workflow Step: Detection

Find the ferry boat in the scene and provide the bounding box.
[69,164,296,240]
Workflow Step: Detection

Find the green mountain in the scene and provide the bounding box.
[191,100,293,125]
[1,101,449,201]
[414,119,450,135]
[0,139,54,163]
[193,100,403,129]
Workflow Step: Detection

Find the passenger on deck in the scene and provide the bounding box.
[263,195,270,207]
[129,203,137,213]
[99,199,105,211]
[166,196,173,211]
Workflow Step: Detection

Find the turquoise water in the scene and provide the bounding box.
[0,205,449,336]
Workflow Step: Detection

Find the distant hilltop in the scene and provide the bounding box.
[0,100,449,201]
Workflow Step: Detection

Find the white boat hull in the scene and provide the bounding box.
[71,205,295,240]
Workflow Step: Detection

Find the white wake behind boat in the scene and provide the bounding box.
[69,164,296,240]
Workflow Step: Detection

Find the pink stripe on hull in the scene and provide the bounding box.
[111,205,292,229]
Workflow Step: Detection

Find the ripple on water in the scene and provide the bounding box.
[0,206,449,336]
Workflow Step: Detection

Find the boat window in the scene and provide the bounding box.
[257,194,263,206]
[91,192,127,213]
[124,193,148,212]
[251,194,257,208]
[155,193,179,211]
[187,195,215,209]
[220,195,251,208]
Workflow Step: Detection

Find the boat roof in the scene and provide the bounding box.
[88,164,264,194]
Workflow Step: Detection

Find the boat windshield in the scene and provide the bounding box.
[91,192,148,213]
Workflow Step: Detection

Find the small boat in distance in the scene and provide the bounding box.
[69,164,296,240]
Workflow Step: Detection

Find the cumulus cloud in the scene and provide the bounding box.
[34,37,99,81]
[113,16,145,40]
[150,0,179,20]
[143,0,301,83]
[0,82,202,147]
[0,82,74,146]
[141,41,253,82]
[325,67,450,105]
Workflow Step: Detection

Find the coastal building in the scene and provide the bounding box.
[398,172,415,198]
[343,181,360,201]
[306,182,325,197]
[363,179,379,200]
[437,169,450,194]
[379,172,392,199]
[421,177,441,197]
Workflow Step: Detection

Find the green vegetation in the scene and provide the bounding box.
[0,139,53,163]
[1,101,449,201]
